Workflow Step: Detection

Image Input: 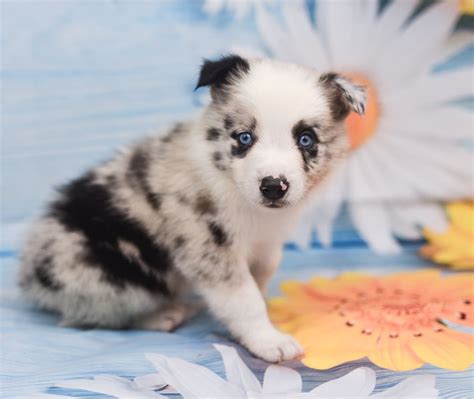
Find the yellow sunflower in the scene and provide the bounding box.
[460,0,474,15]
[420,201,474,270]
[269,270,474,371]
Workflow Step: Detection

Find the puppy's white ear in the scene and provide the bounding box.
[319,73,367,121]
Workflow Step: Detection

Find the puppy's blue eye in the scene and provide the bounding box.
[298,132,314,148]
[238,132,253,146]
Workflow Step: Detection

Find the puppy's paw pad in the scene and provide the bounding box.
[245,331,304,363]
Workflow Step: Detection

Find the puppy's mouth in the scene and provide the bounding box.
[262,199,289,209]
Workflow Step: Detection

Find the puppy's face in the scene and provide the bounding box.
[197,56,366,210]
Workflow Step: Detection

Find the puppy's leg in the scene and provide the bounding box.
[135,302,202,331]
[195,263,303,363]
[250,246,283,296]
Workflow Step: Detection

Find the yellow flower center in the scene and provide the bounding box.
[344,74,381,151]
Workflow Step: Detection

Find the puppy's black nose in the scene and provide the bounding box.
[260,176,289,200]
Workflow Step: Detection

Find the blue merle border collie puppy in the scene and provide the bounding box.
[20,55,366,362]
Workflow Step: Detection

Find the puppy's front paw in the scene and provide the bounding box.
[244,330,304,363]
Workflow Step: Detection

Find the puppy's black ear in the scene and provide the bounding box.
[319,73,367,121]
[195,55,250,90]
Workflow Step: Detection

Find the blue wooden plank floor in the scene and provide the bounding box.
[1,247,473,398]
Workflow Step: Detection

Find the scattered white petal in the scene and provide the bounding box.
[310,367,376,397]
[262,364,302,394]
[214,343,262,392]
[134,373,177,393]
[32,346,438,398]
[55,374,164,398]
[145,353,242,398]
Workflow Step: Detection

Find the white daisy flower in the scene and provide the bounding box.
[226,0,474,253]
[34,344,437,398]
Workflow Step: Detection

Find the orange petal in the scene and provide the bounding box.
[436,273,474,298]
[410,328,474,371]
[280,280,304,296]
[296,316,378,370]
[368,331,424,371]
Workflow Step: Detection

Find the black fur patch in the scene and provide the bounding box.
[162,123,185,143]
[174,235,187,249]
[128,149,161,210]
[206,127,221,141]
[319,73,352,121]
[292,120,319,169]
[194,195,217,215]
[207,222,229,246]
[195,55,250,90]
[213,152,227,171]
[49,174,171,294]
[35,257,62,291]
[224,116,234,130]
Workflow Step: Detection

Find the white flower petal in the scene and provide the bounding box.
[145,353,242,398]
[311,166,347,247]
[390,202,448,235]
[429,29,474,69]
[134,373,177,394]
[374,1,459,90]
[290,164,347,249]
[317,0,367,69]
[371,374,438,398]
[383,68,472,109]
[356,141,416,201]
[281,0,330,70]
[382,107,474,141]
[289,215,313,249]
[371,135,473,200]
[262,365,302,394]
[30,394,74,399]
[310,367,376,397]
[383,135,474,191]
[55,375,164,399]
[255,3,297,61]
[389,212,423,240]
[213,344,262,393]
[373,1,418,44]
[350,201,401,254]
[346,154,401,253]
